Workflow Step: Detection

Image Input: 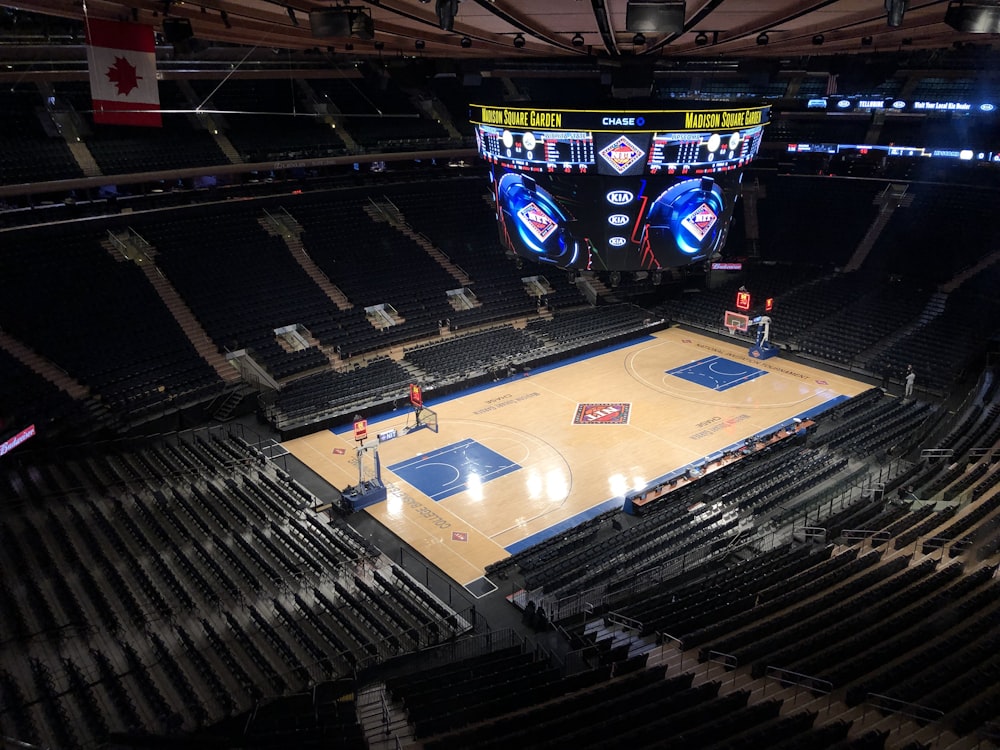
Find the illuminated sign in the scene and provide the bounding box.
[409,383,423,408]
[353,419,368,442]
[609,236,627,247]
[470,104,770,133]
[0,424,35,457]
[711,262,743,271]
[607,190,634,205]
[765,297,774,312]
[599,135,645,174]
[736,290,751,311]
[608,214,630,226]
[825,97,996,113]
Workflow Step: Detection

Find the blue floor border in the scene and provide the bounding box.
[502,392,852,555]
[330,334,656,436]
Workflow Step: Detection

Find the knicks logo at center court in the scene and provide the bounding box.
[574,402,631,425]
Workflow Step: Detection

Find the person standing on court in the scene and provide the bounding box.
[904,365,915,398]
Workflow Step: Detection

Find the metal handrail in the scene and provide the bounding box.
[605,611,643,633]
[842,528,892,544]
[764,665,832,695]
[864,692,944,724]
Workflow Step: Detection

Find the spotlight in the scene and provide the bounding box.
[885,0,907,27]
[374,40,384,50]
[694,31,708,46]
[756,31,769,45]
[415,39,425,50]
[812,34,824,45]
[861,35,873,46]
[571,32,584,47]
[460,35,472,48]
[220,9,231,28]
[633,32,646,45]
[286,6,298,26]
[513,33,525,48]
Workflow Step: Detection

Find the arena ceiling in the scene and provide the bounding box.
[0,0,995,68]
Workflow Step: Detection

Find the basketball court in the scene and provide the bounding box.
[282,327,868,593]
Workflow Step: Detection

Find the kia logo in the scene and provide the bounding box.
[608,214,630,226]
[609,236,627,247]
[892,100,906,109]
[606,190,634,205]
[980,103,996,112]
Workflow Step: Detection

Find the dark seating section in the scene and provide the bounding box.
[654,263,823,335]
[139,204,350,380]
[0,224,222,417]
[52,80,230,174]
[523,304,653,350]
[752,174,885,266]
[310,76,451,149]
[428,76,506,137]
[195,678,365,749]
[0,347,88,436]
[267,356,412,428]
[404,324,546,381]
[869,286,1000,394]
[870,183,1000,284]
[764,114,871,146]
[382,178,552,325]
[795,279,929,366]
[0,429,466,750]
[292,195,456,351]
[190,78,345,161]
[0,85,83,185]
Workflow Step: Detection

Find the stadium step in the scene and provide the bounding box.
[356,680,415,749]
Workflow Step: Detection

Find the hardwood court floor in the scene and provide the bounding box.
[283,328,868,589]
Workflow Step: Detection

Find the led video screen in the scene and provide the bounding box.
[471,104,770,271]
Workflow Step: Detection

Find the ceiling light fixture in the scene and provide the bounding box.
[694,31,708,46]
[633,32,646,45]
[571,32,585,47]
[513,33,525,48]
[861,35,873,46]
[885,0,908,27]
[756,31,768,45]
[460,36,472,48]
[415,39,425,50]
[812,34,824,45]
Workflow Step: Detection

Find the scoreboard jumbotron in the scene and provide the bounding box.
[471,103,770,272]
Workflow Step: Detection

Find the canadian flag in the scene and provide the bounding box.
[86,19,161,127]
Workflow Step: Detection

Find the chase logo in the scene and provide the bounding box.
[599,135,645,174]
[607,190,634,206]
[609,236,627,247]
[680,202,718,242]
[517,202,559,243]
[608,213,630,227]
